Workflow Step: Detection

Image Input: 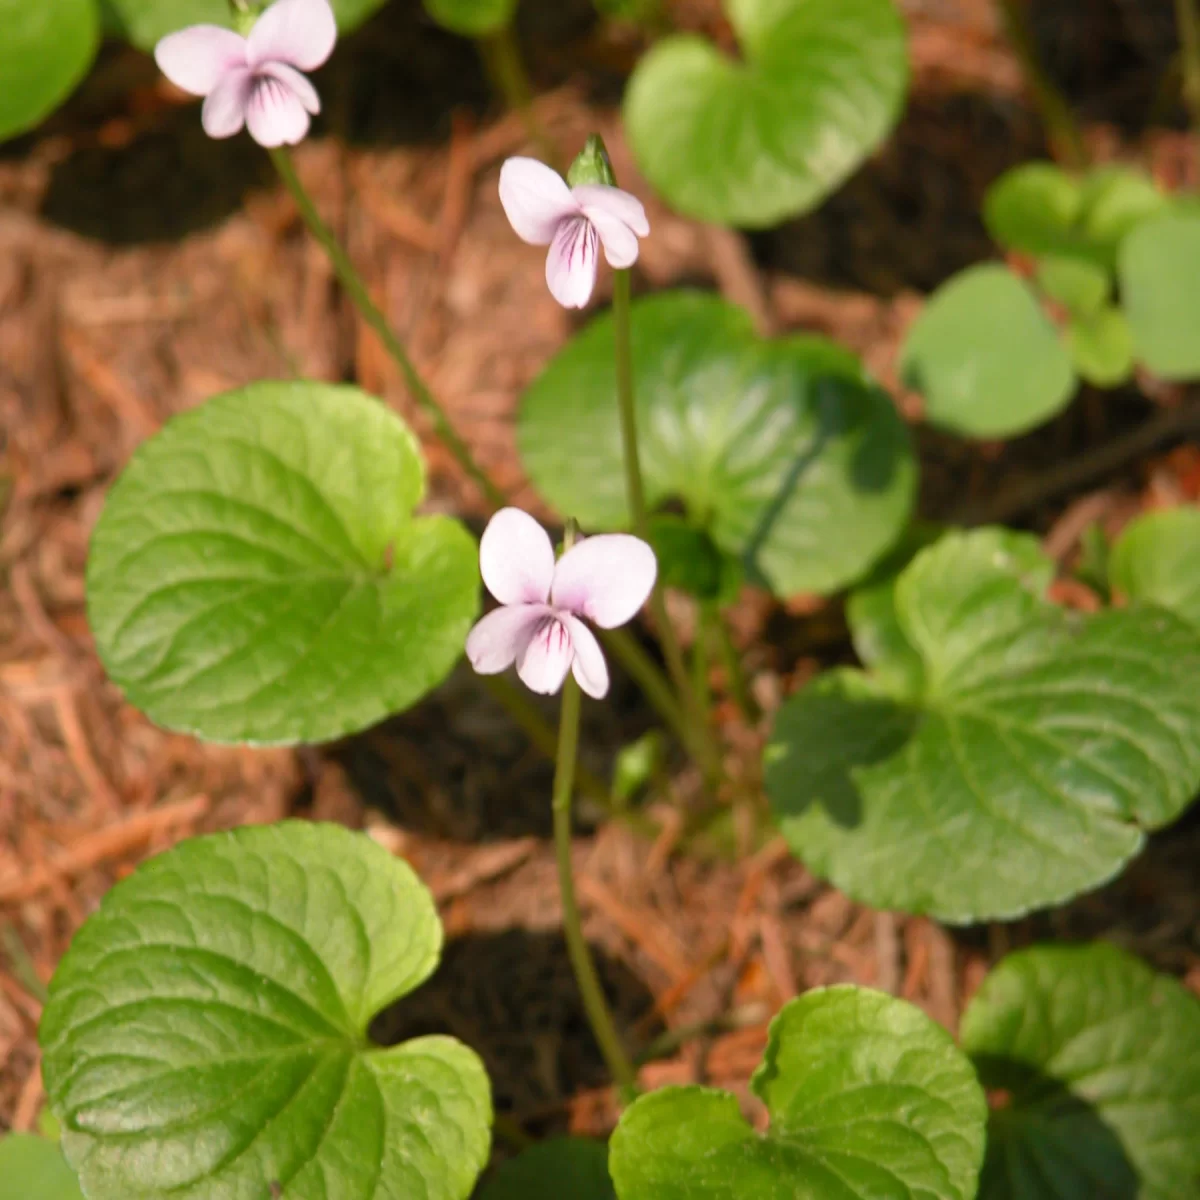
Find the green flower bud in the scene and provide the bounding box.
[567,135,617,188]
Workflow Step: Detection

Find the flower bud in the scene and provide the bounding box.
[567,135,617,188]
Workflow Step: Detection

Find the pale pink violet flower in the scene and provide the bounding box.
[499,157,650,309]
[466,508,657,699]
[154,0,337,148]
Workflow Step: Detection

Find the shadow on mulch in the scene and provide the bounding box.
[369,927,660,1125]
[753,90,1045,297]
[331,645,661,842]
[36,0,602,245]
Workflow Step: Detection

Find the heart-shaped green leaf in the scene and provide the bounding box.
[519,291,915,598]
[609,986,986,1199]
[86,381,479,745]
[1065,305,1134,388]
[1110,506,1200,629]
[622,0,908,227]
[423,0,517,36]
[766,527,1200,921]
[480,1138,615,1200]
[40,822,492,1200]
[900,265,1076,438]
[984,164,1164,268]
[962,943,1200,1200]
[1119,212,1200,381]
[0,0,99,143]
[984,164,1084,259]
[100,0,387,50]
[846,524,1039,700]
[0,1134,84,1200]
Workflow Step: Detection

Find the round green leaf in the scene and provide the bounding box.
[1110,507,1200,628]
[100,0,387,50]
[481,1138,614,1200]
[962,943,1200,1200]
[86,382,479,745]
[40,822,492,1200]
[1119,212,1200,381]
[1035,256,1109,317]
[984,164,1163,268]
[984,164,1083,259]
[622,0,908,228]
[0,1134,84,1200]
[901,265,1077,438]
[423,0,516,35]
[0,0,99,143]
[1065,305,1134,388]
[766,527,1200,921]
[519,291,915,598]
[609,986,986,1199]
[1077,166,1167,253]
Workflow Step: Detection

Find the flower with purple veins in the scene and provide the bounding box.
[154,0,337,148]
[466,508,657,698]
[499,157,650,309]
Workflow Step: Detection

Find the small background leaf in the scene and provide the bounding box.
[479,1138,614,1200]
[86,382,479,745]
[609,986,986,1199]
[767,528,1200,921]
[99,0,388,50]
[0,0,99,143]
[984,163,1163,268]
[1119,212,1200,380]
[984,163,1083,258]
[0,1133,84,1199]
[962,943,1200,1200]
[519,291,915,598]
[40,822,492,1200]
[1035,256,1109,317]
[423,0,518,36]
[1065,306,1134,387]
[1110,506,1200,627]
[623,0,908,227]
[901,265,1077,438]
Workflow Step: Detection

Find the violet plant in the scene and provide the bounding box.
[7,0,1200,1197]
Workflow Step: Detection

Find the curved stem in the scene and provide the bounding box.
[600,628,690,745]
[995,0,1086,168]
[552,677,638,1096]
[269,147,504,509]
[1176,0,1200,135]
[477,25,556,166]
[481,674,610,809]
[612,269,719,780]
[714,610,757,723]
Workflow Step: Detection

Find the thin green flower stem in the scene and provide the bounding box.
[994,0,1086,168]
[612,269,719,779]
[477,25,557,167]
[714,609,758,723]
[600,628,690,745]
[272,149,703,782]
[270,147,505,510]
[481,674,610,808]
[1176,0,1200,134]
[552,676,638,1096]
[691,606,712,716]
